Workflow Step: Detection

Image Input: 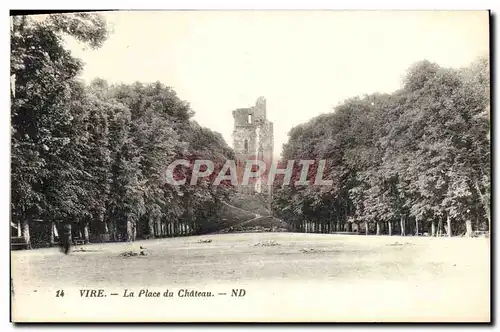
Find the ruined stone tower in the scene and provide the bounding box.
[232,97,274,194]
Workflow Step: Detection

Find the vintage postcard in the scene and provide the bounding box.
[10,10,490,322]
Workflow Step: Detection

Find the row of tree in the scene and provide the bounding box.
[11,13,491,244]
[273,58,490,237]
[11,13,234,244]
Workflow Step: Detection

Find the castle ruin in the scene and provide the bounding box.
[232,97,274,195]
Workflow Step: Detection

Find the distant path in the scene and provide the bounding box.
[220,201,262,232]
[223,201,261,219]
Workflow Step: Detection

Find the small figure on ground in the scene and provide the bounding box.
[59,222,72,255]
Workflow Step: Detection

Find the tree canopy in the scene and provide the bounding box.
[273,57,490,237]
[11,13,235,241]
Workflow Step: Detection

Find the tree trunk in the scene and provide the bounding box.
[68,224,73,243]
[474,179,490,233]
[400,216,405,236]
[22,219,31,249]
[446,213,451,237]
[109,221,117,241]
[50,221,55,245]
[376,221,381,235]
[17,221,21,237]
[148,218,155,238]
[388,221,392,236]
[364,221,369,235]
[415,217,419,236]
[465,219,473,237]
[126,219,133,242]
[155,219,160,237]
[83,224,90,243]
[102,221,108,242]
[346,222,352,232]
[431,220,436,237]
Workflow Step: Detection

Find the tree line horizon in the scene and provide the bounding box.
[11,13,490,244]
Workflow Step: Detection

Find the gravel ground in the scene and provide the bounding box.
[11,233,490,322]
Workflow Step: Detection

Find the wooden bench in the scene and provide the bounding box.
[73,238,86,246]
[11,242,28,250]
[11,237,29,250]
[474,231,489,237]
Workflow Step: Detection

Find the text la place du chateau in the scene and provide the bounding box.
[123,288,214,298]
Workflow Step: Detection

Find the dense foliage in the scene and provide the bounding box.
[11,13,490,243]
[11,14,234,242]
[273,58,490,237]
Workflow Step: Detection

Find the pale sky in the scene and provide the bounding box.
[65,11,489,158]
